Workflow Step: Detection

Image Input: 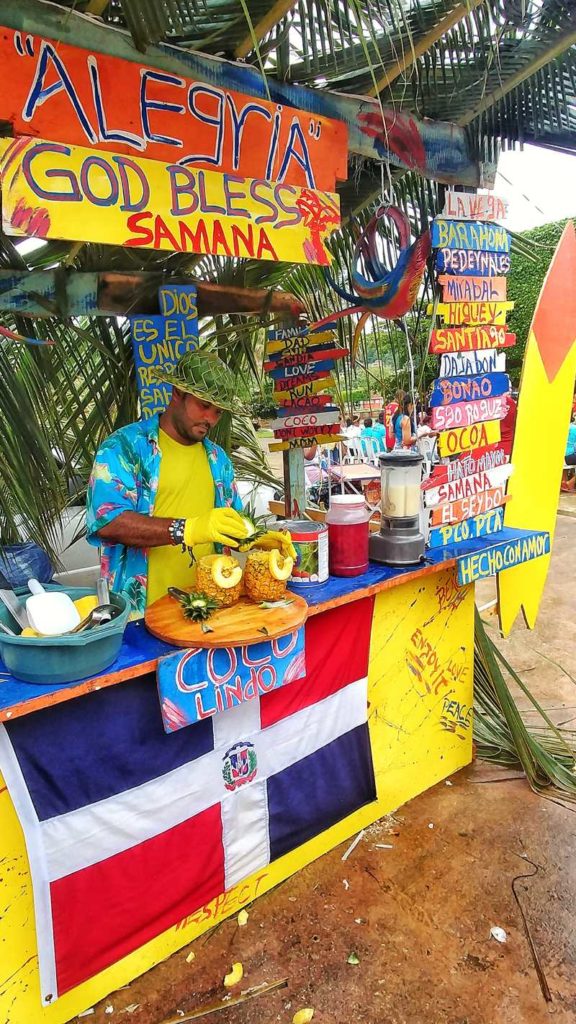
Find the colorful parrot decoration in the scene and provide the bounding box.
[0,324,53,346]
[311,205,431,359]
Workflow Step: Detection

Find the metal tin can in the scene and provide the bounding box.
[278,520,329,586]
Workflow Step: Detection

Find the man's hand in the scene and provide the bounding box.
[184,508,250,549]
[246,530,297,560]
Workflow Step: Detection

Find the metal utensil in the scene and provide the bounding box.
[67,603,119,634]
[0,587,29,630]
[96,577,110,606]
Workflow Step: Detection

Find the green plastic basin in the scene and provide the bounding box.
[0,585,130,685]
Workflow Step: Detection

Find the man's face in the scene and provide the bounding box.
[171,390,223,443]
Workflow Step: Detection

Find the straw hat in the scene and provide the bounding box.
[153,350,239,412]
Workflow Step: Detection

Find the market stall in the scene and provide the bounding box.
[0,527,548,1021]
[0,3,574,1023]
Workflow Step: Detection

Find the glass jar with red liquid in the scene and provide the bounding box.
[326,495,371,577]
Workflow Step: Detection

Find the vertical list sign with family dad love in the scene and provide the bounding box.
[265,323,347,452]
[426,192,517,551]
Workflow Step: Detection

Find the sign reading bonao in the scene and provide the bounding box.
[0,137,340,263]
[0,30,347,191]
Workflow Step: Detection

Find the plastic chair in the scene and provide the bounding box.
[343,439,362,464]
[360,437,382,466]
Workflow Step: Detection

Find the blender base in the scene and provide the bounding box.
[369,525,425,567]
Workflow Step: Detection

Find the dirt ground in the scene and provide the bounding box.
[83,505,576,1024]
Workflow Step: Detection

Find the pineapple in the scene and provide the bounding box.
[196,554,243,606]
[169,589,220,622]
[244,549,294,603]
[238,511,267,550]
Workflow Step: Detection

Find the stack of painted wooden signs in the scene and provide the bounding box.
[265,324,346,451]
[425,191,516,549]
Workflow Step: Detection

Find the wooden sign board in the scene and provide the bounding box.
[430,325,515,353]
[276,393,335,408]
[442,192,508,222]
[269,410,340,430]
[431,219,511,253]
[437,419,501,456]
[131,284,197,418]
[430,395,507,430]
[269,359,337,381]
[273,423,341,440]
[273,370,333,393]
[457,532,550,585]
[273,376,335,399]
[270,433,344,452]
[428,507,504,549]
[424,464,513,507]
[439,351,506,377]
[429,486,510,527]
[439,275,507,303]
[0,29,347,192]
[268,324,336,340]
[265,331,336,355]
[0,137,340,265]
[423,444,509,487]
[263,348,346,371]
[429,372,510,407]
[436,249,511,277]
[430,302,514,326]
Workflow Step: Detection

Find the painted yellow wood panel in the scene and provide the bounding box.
[0,568,474,1024]
[499,222,576,634]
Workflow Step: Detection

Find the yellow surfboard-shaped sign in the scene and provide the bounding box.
[499,222,576,634]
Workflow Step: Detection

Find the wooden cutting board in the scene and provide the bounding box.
[144,592,308,648]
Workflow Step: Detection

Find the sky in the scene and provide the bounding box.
[494,144,576,232]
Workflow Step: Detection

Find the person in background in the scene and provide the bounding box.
[392,396,418,450]
[500,391,517,456]
[342,415,361,439]
[416,407,439,465]
[561,412,576,493]
[384,389,405,451]
[373,411,387,450]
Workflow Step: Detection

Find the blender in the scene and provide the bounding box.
[369,452,425,566]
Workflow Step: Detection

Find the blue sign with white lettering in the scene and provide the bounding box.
[429,372,510,407]
[431,220,511,253]
[156,628,306,733]
[428,508,504,549]
[435,249,511,277]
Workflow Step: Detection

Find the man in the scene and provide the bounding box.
[87,350,291,615]
[373,411,387,447]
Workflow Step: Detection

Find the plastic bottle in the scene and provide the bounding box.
[326,495,371,577]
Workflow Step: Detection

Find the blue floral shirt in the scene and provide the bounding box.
[86,414,242,615]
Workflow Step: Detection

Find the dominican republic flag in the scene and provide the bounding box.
[0,598,376,1003]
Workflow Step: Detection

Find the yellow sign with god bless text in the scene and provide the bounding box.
[0,137,340,265]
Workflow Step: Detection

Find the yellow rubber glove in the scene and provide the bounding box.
[249,530,297,560]
[184,508,250,549]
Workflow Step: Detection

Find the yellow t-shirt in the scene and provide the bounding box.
[146,430,215,606]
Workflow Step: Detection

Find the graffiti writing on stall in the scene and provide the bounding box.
[440,697,473,740]
[405,627,468,697]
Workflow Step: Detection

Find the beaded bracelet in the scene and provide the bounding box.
[168,517,186,546]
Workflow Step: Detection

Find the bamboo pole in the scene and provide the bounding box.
[234,0,297,59]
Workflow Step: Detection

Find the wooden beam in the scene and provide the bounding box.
[369,0,486,97]
[459,27,576,125]
[0,271,306,319]
[234,0,297,59]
